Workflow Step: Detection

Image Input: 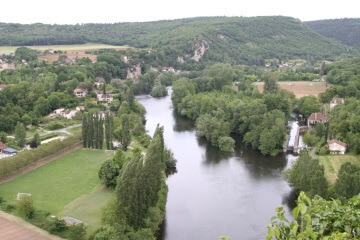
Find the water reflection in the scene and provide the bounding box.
[137,91,297,240]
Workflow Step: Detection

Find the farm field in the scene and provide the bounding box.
[318,154,360,184]
[254,81,330,98]
[0,149,112,214]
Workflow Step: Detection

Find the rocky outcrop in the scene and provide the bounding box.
[127,65,141,81]
[191,41,208,62]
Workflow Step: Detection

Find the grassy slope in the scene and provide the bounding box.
[0,43,129,53]
[0,149,112,213]
[318,154,360,184]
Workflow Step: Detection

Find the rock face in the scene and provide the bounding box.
[191,41,208,62]
[127,65,142,81]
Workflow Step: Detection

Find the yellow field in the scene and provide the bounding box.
[254,81,330,98]
[0,43,130,53]
[318,154,360,184]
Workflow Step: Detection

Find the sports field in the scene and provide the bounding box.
[0,149,112,213]
[0,43,129,53]
[254,81,330,98]
[318,154,360,184]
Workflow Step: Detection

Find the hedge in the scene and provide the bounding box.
[0,134,81,179]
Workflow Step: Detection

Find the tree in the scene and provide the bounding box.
[284,151,328,198]
[302,131,320,147]
[297,95,321,118]
[267,192,360,239]
[119,114,131,151]
[263,73,279,94]
[334,162,360,199]
[14,47,37,62]
[30,133,41,148]
[15,122,26,148]
[21,114,32,126]
[16,195,35,219]
[171,78,196,109]
[98,159,120,187]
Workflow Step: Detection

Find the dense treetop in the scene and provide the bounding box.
[305,18,360,47]
[0,16,348,64]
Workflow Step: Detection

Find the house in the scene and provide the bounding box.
[0,84,6,91]
[0,141,7,153]
[330,97,345,110]
[74,88,88,98]
[76,106,85,111]
[308,112,327,127]
[2,147,18,156]
[52,108,78,119]
[97,93,113,102]
[327,139,347,154]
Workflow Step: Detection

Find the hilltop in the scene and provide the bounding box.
[305,18,360,47]
[0,16,349,65]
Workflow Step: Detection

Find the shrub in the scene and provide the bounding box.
[47,122,65,130]
[50,218,68,233]
[5,204,16,212]
[68,223,86,240]
[98,159,120,187]
[0,196,3,204]
[16,195,35,219]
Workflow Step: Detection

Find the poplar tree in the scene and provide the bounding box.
[82,114,88,148]
[120,114,131,151]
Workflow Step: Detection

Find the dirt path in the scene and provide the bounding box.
[0,210,64,240]
[0,143,82,184]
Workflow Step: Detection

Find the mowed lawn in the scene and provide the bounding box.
[0,43,130,53]
[0,149,112,214]
[319,154,360,184]
[59,185,114,234]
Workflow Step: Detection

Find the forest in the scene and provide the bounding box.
[0,16,350,66]
[306,18,360,47]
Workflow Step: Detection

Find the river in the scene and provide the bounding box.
[136,89,298,240]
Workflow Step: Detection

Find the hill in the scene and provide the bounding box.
[0,16,348,65]
[305,18,360,47]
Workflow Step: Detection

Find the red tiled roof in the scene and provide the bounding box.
[330,97,344,104]
[0,141,7,150]
[327,139,347,148]
[308,112,327,122]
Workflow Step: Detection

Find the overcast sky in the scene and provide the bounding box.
[1,0,359,24]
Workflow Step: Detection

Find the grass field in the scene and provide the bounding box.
[0,149,112,213]
[0,43,130,53]
[254,81,330,98]
[318,154,360,184]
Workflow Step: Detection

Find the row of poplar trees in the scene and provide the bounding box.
[115,125,165,230]
[82,112,114,150]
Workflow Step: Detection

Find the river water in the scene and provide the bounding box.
[136,90,298,240]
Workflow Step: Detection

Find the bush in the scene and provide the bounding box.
[47,122,65,130]
[5,204,16,212]
[318,146,330,155]
[98,159,120,187]
[16,195,35,219]
[68,223,86,240]
[50,218,67,233]
[0,196,3,204]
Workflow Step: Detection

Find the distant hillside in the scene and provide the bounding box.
[0,16,348,65]
[305,18,360,47]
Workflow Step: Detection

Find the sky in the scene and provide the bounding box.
[1,0,359,24]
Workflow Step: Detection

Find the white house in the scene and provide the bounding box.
[97,93,113,102]
[74,88,88,98]
[327,139,347,154]
[52,108,79,119]
[330,97,345,110]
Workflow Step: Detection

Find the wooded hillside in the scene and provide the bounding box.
[0,16,348,64]
[305,18,360,47]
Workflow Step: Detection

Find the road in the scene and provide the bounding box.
[0,210,63,240]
